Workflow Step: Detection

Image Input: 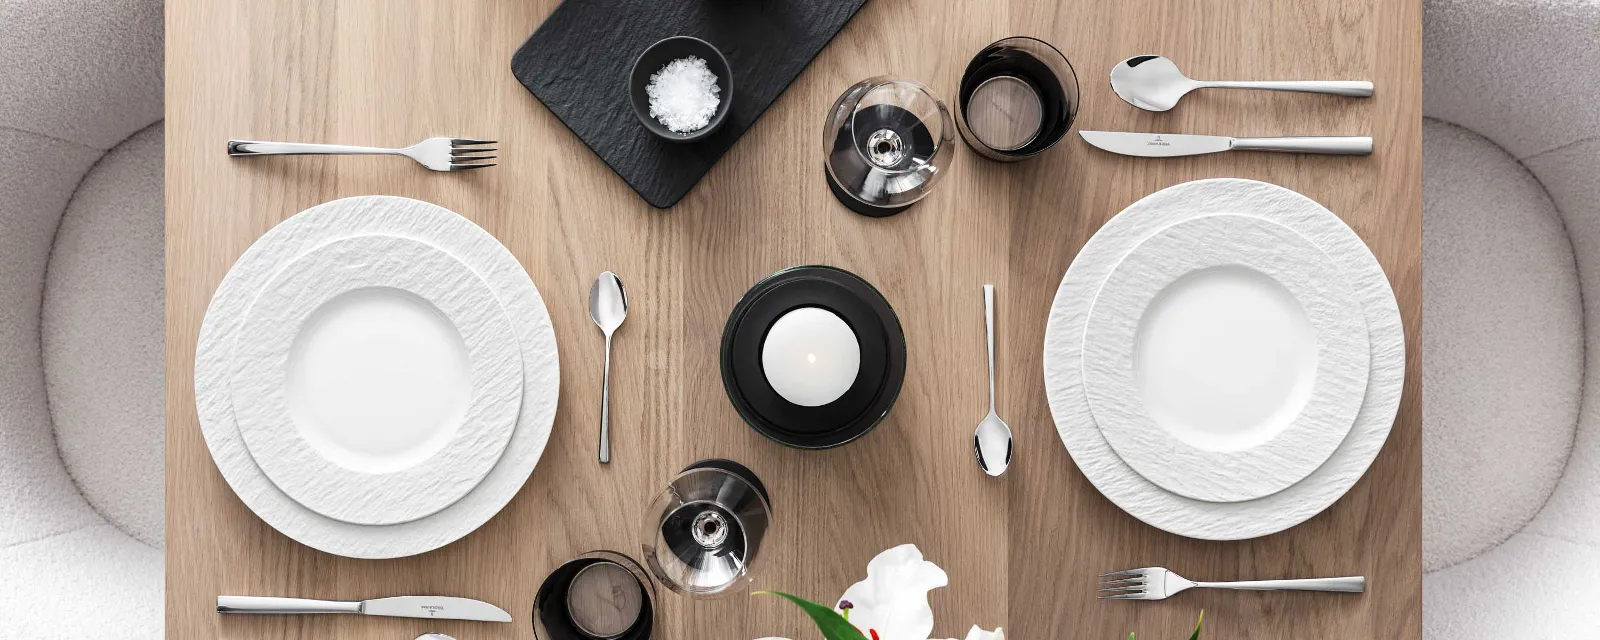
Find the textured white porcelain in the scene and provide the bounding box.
[1043,179,1403,540]
[196,196,559,558]
[231,234,523,526]
[1082,214,1370,503]
[761,307,861,407]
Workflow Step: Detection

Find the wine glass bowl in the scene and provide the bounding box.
[822,77,955,217]
[640,460,772,598]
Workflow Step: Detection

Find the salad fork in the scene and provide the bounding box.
[1099,567,1364,600]
[227,137,497,171]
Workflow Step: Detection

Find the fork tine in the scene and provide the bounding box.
[451,155,498,162]
[451,138,496,146]
[1100,569,1144,579]
[449,163,497,171]
[1098,591,1145,599]
[1098,584,1145,592]
[450,148,498,156]
[1098,577,1146,587]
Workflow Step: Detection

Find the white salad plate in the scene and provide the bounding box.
[196,196,559,559]
[1081,213,1370,503]
[231,234,523,526]
[1044,179,1404,540]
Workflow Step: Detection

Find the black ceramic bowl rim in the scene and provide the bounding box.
[628,36,733,143]
[955,35,1079,160]
[719,265,907,449]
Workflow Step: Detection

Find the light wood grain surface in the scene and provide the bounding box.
[164,0,1421,638]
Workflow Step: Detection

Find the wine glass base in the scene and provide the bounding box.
[824,167,915,218]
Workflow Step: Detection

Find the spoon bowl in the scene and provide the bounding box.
[1110,55,1197,112]
[975,411,1012,476]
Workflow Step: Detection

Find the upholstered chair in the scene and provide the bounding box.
[1422,0,1600,635]
[0,0,165,636]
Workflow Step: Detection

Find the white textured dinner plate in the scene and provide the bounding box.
[232,234,522,526]
[196,196,559,558]
[1082,214,1370,503]
[1044,179,1404,540]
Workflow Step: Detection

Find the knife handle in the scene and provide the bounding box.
[217,596,362,614]
[1232,136,1373,155]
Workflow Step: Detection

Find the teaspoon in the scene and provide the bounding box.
[589,271,627,464]
[1110,55,1373,112]
[975,284,1012,476]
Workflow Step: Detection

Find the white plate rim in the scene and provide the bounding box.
[1043,178,1405,540]
[231,234,523,526]
[195,196,560,558]
[1080,213,1370,503]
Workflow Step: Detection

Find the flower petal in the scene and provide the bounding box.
[963,626,1004,640]
[835,544,949,640]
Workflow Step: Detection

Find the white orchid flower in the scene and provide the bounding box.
[757,544,1003,640]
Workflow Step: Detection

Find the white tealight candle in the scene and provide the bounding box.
[761,307,861,407]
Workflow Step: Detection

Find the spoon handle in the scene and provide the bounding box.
[984,284,997,412]
[599,334,612,464]
[1201,80,1373,97]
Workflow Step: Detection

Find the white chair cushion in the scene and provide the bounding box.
[0,524,162,638]
[1423,0,1600,158]
[1424,0,1600,636]
[1420,118,1582,572]
[0,0,163,149]
[0,0,164,636]
[43,122,165,549]
[1425,530,1600,636]
[1518,135,1600,548]
[0,129,105,548]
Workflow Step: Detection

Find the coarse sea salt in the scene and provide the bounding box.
[646,56,721,134]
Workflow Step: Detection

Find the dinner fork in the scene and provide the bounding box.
[226,137,497,171]
[1099,567,1364,600]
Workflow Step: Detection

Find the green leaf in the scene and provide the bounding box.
[754,591,870,640]
[1188,610,1205,640]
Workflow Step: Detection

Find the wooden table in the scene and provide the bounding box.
[165,0,1421,638]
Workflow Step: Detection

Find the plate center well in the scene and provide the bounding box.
[1132,264,1317,452]
[286,286,470,474]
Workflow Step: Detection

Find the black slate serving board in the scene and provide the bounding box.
[511,0,868,208]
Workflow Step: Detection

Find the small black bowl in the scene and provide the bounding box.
[628,36,733,143]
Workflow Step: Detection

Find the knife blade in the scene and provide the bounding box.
[1079,131,1372,157]
[217,595,513,622]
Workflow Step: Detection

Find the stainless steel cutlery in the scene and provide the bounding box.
[589,271,628,464]
[1097,55,1374,158]
[1099,567,1364,600]
[1080,131,1372,157]
[216,595,513,622]
[227,137,498,171]
[1111,55,1372,112]
[974,284,1013,477]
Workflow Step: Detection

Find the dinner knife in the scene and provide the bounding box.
[1079,131,1372,157]
[217,595,513,622]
